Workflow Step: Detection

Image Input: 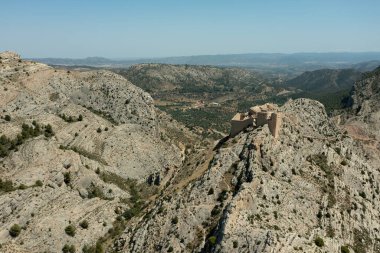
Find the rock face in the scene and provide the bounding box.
[122,98,380,253]
[340,66,380,168]
[348,67,380,139]
[0,52,197,252]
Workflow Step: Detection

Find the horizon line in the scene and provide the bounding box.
[23,51,380,61]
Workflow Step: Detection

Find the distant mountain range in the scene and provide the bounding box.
[31,52,380,70]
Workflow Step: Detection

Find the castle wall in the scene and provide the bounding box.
[256,112,271,127]
[229,106,282,138]
[230,117,253,137]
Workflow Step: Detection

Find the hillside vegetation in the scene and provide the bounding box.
[284,68,361,92]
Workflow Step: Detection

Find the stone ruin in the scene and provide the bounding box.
[230,103,282,138]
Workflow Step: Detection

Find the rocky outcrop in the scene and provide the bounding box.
[121,98,380,253]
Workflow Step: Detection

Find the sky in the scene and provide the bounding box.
[1,0,380,58]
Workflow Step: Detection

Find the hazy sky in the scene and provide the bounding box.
[1,0,380,58]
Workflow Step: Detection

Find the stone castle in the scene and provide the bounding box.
[230,103,282,138]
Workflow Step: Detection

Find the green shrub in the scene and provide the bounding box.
[87,184,107,199]
[63,172,71,185]
[208,236,217,245]
[315,237,324,247]
[171,216,178,224]
[167,246,173,252]
[211,205,221,216]
[35,180,43,187]
[18,184,27,190]
[82,241,104,253]
[9,224,21,237]
[44,124,54,137]
[4,115,11,121]
[217,190,228,202]
[62,244,75,253]
[79,220,89,229]
[317,210,323,219]
[0,179,15,192]
[341,245,350,253]
[64,225,76,237]
[97,127,102,133]
[208,188,214,195]
[233,240,238,248]
[78,115,83,121]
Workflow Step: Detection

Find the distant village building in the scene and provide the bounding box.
[194,100,205,109]
[209,102,220,107]
[230,103,282,138]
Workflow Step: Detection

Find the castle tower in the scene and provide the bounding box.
[268,112,282,138]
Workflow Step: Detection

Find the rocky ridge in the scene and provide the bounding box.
[121,98,380,253]
[0,51,200,252]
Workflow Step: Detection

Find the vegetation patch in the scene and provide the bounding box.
[60,145,108,165]
[314,237,324,247]
[308,154,336,207]
[64,225,76,237]
[0,179,15,193]
[157,106,234,134]
[87,183,111,200]
[79,220,89,229]
[83,105,118,125]
[59,113,83,123]
[341,245,350,253]
[122,181,143,220]
[0,121,54,158]
[9,224,21,237]
[353,227,372,253]
[62,244,76,253]
[82,240,105,253]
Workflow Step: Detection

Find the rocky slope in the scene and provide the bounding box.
[0,52,201,252]
[120,98,380,253]
[339,66,380,168]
